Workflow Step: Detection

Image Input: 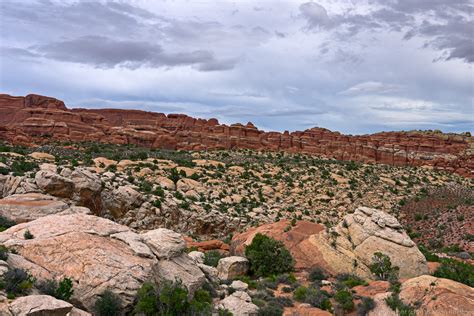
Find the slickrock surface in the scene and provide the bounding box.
[1,93,472,177]
[312,206,428,279]
[231,220,326,270]
[369,275,474,316]
[0,213,205,311]
[232,207,428,279]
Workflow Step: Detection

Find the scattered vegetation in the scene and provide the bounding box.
[369,252,399,281]
[203,250,222,267]
[0,268,35,298]
[245,233,294,277]
[38,277,74,301]
[0,215,16,232]
[23,229,34,240]
[133,280,212,315]
[94,290,123,316]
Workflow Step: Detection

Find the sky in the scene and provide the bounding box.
[0,0,473,135]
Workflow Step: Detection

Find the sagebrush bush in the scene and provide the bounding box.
[38,277,74,301]
[434,258,474,287]
[203,250,222,267]
[134,280,212,316]
[0,268,34,298]
[94,290,122,316]
[357,296,375,316]
[293,285,331,311]
[336,273,368,288]
[245,233,294,277]
[308,267,326,282]
[0,215,15,232]
[0,245,9,261]
[23,229,34,240]
[334,289,354,312]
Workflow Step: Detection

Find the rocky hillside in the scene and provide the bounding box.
[1,142,472,241]
[0,142,473,314]
[1,93,472,177]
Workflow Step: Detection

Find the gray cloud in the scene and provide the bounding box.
[299,1,474,63]
[0,0,472,135]
[29,36,237,70]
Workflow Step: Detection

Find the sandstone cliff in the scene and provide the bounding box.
[1,93,472,177]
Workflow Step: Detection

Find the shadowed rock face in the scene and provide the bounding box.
[0,94,472,177]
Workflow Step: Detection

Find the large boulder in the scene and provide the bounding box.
[176,178,203,193]
[0,193,68,222]
[70,169,103,214]
[157,254,207,297]
[103,185,143,218]
[231,220,325,270]
[28,152,55,161]
[35,170,74,198]
[217,256,249,280]
[9,295,73,315]
[0,214,205,311]
[310,207,428,279]
[218,291,259,316]
[399,275,474,315]
[141,228,186,259]
[0,175,38,198]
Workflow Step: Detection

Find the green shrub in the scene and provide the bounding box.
[419,245,440,262]
[293,286,331,311]
[245,233,294,277]
[308,267,326,282]
[385,292,415,316]
[23,229,34,240]
[169,168,180,184]
[134,280,212,316]
[0,268,34,298]
[0,215,16,232]
[189,289,212,315]
[305,287,332,311]
[217,308,233,316]
[369,252,399,281]
[134,282,159,315]
[336,273,368,288]
[276,273,297,285]
[158,280,190,315]
[357,297,375,316]
[10,160,38,176]
[334,289,354,312]
[0,245,9,261]
[0,167,8,175]
[293,286,307,301]
[94,290,122,316]
[38,277,74,301]
[434,258,474,287]
[203,250,222,267]
[257,304,283,316]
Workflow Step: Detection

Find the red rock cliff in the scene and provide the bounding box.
[0,94,472,177]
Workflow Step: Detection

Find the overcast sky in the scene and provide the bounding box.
[0,0,473,134]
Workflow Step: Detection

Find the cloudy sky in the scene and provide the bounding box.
[0,0,473,134]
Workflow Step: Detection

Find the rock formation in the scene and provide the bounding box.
[369,275,474,315]
[0,213,206,311]
[0,94,472,177]
[312,206,428,279]
[0,165,240,238]
[231,207,428,279]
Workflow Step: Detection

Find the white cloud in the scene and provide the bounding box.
[339,81,402,95]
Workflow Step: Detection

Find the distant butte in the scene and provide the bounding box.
[0,93,472,177]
